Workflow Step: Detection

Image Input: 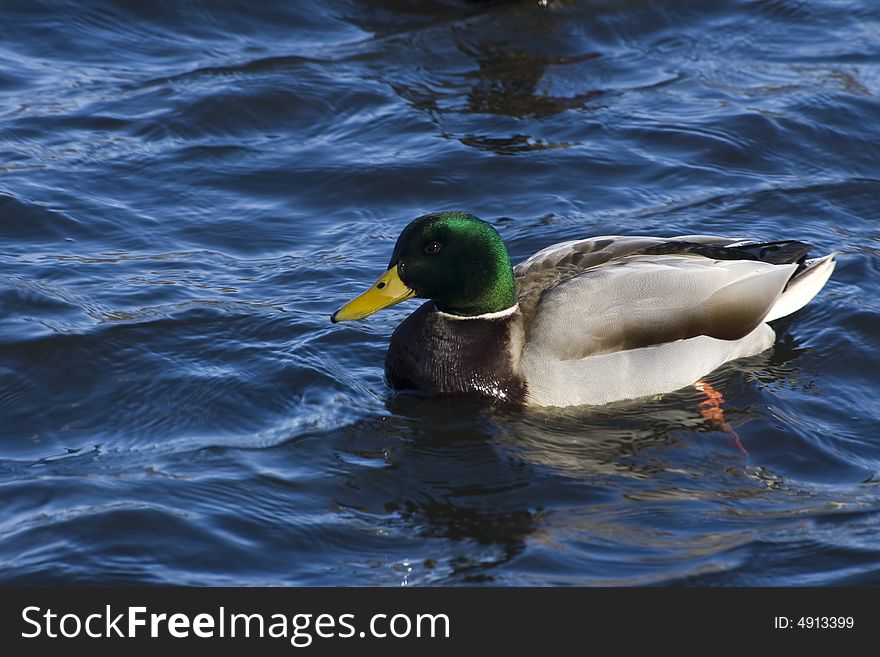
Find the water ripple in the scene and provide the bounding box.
[1,0,879,585]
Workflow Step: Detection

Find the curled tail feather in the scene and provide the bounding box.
[766,253,836,322]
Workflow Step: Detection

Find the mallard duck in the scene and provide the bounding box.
[331,211,835,407]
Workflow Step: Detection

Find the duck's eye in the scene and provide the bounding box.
[423,241,442,255]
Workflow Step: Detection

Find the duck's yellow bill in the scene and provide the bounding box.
[331,266,416,323]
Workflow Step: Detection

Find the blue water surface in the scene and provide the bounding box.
[1,0,879,585]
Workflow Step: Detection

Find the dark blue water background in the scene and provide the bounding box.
[1,0,879,585]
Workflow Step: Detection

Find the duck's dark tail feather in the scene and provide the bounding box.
[727,240,813,268]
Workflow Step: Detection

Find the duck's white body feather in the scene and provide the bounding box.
[513,235,835,407]
[523,323,776,406]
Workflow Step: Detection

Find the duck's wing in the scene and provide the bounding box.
[514,234,751,325]
[517,235,821,360]
[526,254,797,360]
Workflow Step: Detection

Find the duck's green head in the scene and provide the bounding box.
[331,211,517,322]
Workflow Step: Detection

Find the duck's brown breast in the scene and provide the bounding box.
[385,301,527,404]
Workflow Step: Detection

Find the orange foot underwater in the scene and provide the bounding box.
[695,380,748,456]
